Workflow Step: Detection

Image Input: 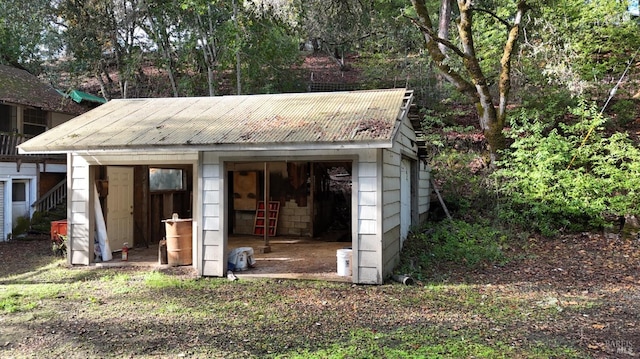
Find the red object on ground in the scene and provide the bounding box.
[122,243,129,261]
[51,220,67,241]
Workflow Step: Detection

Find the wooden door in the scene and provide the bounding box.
[106,166,134,250]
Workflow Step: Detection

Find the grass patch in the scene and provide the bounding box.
[278,327,583,359]
[1,239,624,358]
[397,220,510,282]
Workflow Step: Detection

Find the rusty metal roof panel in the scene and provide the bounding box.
[18,89,411,153]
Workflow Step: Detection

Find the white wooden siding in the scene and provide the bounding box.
[354,149,381,284]
[418,162,431,221]
[0,163,38,177]
[382,228,400,276]
[77,152,198,165]
[69,155,91,265]
[380,115,423,279]
[0,181,4,240]
[201,153,224,277]
[382,147,402,234]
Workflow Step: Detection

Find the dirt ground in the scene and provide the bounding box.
[228,235,352,281]
[1,232,639,358]
[45,232,354,281]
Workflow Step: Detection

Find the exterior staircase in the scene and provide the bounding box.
[33,178,67,213]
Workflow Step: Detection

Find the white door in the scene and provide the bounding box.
[106,166,134,250]
[400,158,412,245]
[11,180,30,223]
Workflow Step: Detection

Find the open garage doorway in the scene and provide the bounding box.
[92,164,195,266]
[226,160,354,280]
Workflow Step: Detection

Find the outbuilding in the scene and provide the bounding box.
[19,88,430,284]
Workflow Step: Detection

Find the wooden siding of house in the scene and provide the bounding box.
[68,155,92,265]
[418,162,431,223]
[201,152,224,277]
[0,181,4,240]
[380,115,425,280]
[51,112,74,128]
[381,148,402,280]
[355,149,381,284]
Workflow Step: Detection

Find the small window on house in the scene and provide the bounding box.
[149,168,184,191]
[12,182,26,202]
[23,108,47,136]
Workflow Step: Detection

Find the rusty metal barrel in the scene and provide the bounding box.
[163,216,192,266]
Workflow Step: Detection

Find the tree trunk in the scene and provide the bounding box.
[457,0,503,163]
[437,0,453,55]
[409,0,529,164]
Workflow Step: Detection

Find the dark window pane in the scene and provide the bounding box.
[24,124,46,136]
[0,105,11,133]
[12,182,26,202]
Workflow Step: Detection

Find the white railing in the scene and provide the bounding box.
[33,178,67,213]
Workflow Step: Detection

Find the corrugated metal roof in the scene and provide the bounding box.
[19,89,412,153]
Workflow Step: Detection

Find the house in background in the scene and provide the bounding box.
[0,64,87,240]
[19,88,430,284]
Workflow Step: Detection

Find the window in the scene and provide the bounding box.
[12,182,26,202]
[149,168,184,191]
[23,108,47,136]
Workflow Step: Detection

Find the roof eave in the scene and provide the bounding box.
[18,139,395,155]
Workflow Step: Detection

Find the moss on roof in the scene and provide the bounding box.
[0,64,85,115]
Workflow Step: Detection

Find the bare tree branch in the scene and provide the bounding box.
[473,8,510,28]
[404,15,467,59]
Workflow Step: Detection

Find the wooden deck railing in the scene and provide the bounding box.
[33,178,67,213]
[0,132,65,162]
[0,132,26,157]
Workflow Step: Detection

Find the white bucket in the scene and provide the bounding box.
[336,248,352,276]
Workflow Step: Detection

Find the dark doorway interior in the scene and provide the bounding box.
[227,161,352,241]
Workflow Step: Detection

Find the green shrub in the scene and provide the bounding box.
[609,99,637,127]
[495,100,640,236]
[11,216,31,237]
[427,220,508,267]
[397,220,508,280]
[429,147,497,223]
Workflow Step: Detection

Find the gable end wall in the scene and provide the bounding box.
[381,115,429,280]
